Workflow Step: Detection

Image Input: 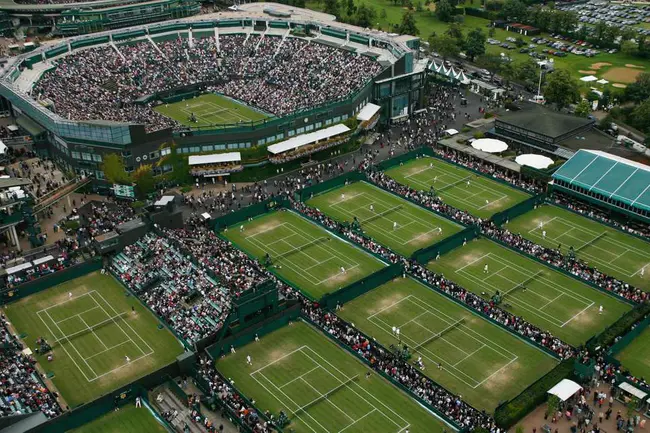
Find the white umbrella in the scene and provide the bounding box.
[515,153,554,169]
[471,138,508,153]
[580,75,598,82]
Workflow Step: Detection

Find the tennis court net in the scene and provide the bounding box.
[360,205,403,224]
[274,237,328,261]
[576,232,607,252]
[502,271,543,299]
[413,318,464,351]
[438,175,472,192]
[292,375,359,416]
[52,313,127,345]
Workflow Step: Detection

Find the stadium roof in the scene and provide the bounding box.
[356,103,381,122]
[497,104,593,139]
[188,152,241,166]
[552,149,650,212]
[268,124,350,155]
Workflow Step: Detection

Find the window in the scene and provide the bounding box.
[288,130,295,137]
[202,146,213,152]
[96,170,105,179]
[71,151,81,159]
[82,153,92,161]
[149,151,160,160]
[305,124,314,132]
[215,144,226,150]
[228,143,238,149]
[325,119,332,126]
[92,154,103,162]
[161,147,171,156]
[121,151,131,157]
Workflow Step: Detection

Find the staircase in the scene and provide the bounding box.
[32,176,92,215]
[151,385,205,433]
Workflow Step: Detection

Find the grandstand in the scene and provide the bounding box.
[551,150,650,223]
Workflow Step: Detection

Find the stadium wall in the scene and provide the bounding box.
[320,264,403,309]
[411,226,480,263]
[606,315,650,361]
[491,193,547,226]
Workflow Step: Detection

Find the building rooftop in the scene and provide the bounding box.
[497,104,593,140]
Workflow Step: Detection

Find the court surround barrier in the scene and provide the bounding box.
[491,193,547,226]
[0,257,102,305]
[298,171,367,202]
[211,197,290,231]
[412,225,480,263]
[376,147,435,171]
[320,263,403,309]
[607,314,650,359]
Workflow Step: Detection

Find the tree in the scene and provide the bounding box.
[620,27,636,42]
[621,40,637,56]
[544,69,579,109]
[323,0,339,16]
[346,0,356,17]
[398,10,419,35]
[625,72,650,103]
[500,0,527,21]
[132,164,155,198]
[630,100,650,133]
[574,99,591,118]
[436,0,455,22]
[477,54,504,77]
[488,27,496,37]
[446,22,464,44]
[430,34,461,59]
[545,395,561,420]
[101,153,131,185]
[464,28,486,61]
[355,4,376,27]
[380,8,387,19]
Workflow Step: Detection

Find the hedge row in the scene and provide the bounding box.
[493,358,575,429]
[587,302,650,351]
[464,7,492,20]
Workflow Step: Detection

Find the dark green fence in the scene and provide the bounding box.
[298,171,367,201]
[491,193,546,226]
[376,147,434,171]
[211,198,289,231]
[320,264,403,309]
[607,315,650,358]
[412,226,480,263]
[0,258,102,305]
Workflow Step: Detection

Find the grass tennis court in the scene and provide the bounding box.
[337,277,558,412]
[505,204,650,290]
[223,210,386,299]
[615,325,650,381]
[216,321,452,433]
[154,93,271,127]
[3,272,184,408]
[428,239,632,345]
[384,157,531,219]
[306,181,463,256]
[71,404,167,433]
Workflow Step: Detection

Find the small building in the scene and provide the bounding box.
[188,152,242,182]
[267,124,351,164]
[506,23,540,36]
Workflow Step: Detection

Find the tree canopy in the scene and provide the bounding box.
[544,69,579,109]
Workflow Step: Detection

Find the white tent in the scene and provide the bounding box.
[443,129,459,136]
[471,138,508,153]
[201,212,211,221]
[515,153,554,169]
[597,79,609,85]
[580,75,598,82]
[548,379,582,402]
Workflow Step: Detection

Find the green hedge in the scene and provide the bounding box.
[587,303,650,351]
[494,358,575,429]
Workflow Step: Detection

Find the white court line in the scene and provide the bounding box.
[472,357,519,388]
[78,315,108,350]
[338,409,377,433]
[84,340,132,361]
[44,309,98,379]
[245,222,288,239]
[56,306,101,324]
[457,253,490,272]
[279,366,321,389]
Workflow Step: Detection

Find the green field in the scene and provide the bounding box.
[216,321,452,433]
[154,93,271,127]
[3,272,184,408]
[615,325,650,380]
[306,181,463,256]
[384,157,531,219]
[428,238,632,345]
[337,277,558,412]
[71,404,167,433]
[505,204,650,290]
[223,210,386,299]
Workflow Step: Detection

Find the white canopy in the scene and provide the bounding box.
[619,382,648,400]
[0,140,6,155]
[154,196,174,206]
[268,124,350,155]
[201,212,211,220]
[597,79,609,85]
[580,75,598,82]
[356,103,381,122]
[515,153,554,169]
[548,379,582,402]
[471,138,508,153]
[32,255,55,266]
[6,262,32,275]
[443,129,459,136]
[188,152,241,166]
[7,125,18,132]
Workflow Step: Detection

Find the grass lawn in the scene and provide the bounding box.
[384,156,531,219]
[504,204,650,290]
[306,181,463,256]
[71,404,168,433]
[337,277,558,412]
[428,238,632,345]
[3,272,184,408]
[615,325,650,380]
[222,210,386,299]
[154,93,271,128]
[216,321,453,433]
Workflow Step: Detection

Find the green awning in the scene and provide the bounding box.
[16,115,46,137]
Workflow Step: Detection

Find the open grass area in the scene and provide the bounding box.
[154,93,271,128]
[615,325,650,380]
[337,277,558,412]
[216,321,452,433]
[428,238,632,345]
[222,210,386,299]
[505,205,650,291]
[306,181,463,256]
[384,157,531,219]
[71,404,168,433]
[3,272,184,408]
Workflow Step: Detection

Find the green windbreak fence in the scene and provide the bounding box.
[211,198,289,231]
[491,193,547,226]
[376,147,435,171]
[607,315,650,358]
[412,226,480,263]
[320,263,402,309]
[0,258,102,305]
[298,171,367,201]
